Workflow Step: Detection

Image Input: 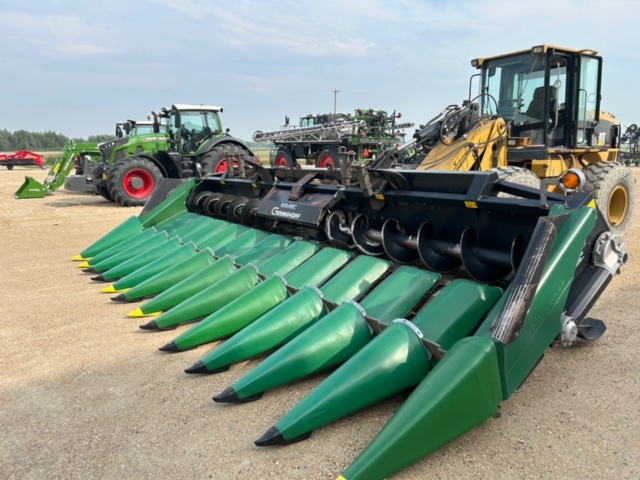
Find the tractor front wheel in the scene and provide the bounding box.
[90,164,114,202]
[107,157,163,207]
[583,163,636,236]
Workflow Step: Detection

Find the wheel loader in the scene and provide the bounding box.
[69,45,630,480]
[394,44,634,235]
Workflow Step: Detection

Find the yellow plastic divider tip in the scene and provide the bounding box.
[127,308,161,318]
[78,261,90,268]
[101,285,117,293]
[71,254,86,261]
[336,476,347,480]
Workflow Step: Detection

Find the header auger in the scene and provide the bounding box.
[69,44,630,479]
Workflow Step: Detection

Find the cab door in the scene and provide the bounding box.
[575,54,602,146]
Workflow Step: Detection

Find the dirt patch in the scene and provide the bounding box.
[0,168,639,479]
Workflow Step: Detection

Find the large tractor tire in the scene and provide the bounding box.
[491,166,541,198]
[90,164,114,202]
[317,147,341,169]
[273,148,295,167]
[200,144,252,175]
[582,162,636,236]
[107,157,163,207]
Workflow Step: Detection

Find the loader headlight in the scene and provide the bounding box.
[559,168,585,193]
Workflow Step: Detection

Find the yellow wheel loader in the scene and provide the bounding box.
[389,45,635,235]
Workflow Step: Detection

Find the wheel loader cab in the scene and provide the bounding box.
[476,45,603,151]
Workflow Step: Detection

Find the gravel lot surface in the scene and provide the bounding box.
[1,168,638,479]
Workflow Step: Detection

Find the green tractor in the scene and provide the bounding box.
[69,119,172,201]
[96,104,256,207]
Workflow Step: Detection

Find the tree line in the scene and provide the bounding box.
[0,129,114,152]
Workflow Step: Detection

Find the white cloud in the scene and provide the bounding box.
[0,11,116,57]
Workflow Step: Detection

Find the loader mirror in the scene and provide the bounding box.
[174,111,181,129]
[488,66,497,77]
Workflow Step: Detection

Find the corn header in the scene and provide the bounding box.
[69,44,631,479]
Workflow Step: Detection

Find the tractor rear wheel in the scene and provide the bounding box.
[107,157,163,207]
[90,164,114,202]
[273,148,295,167]
[317,148,341,169]
[200,144,252,175]
[6,165,13,170]
[582,162,636,236]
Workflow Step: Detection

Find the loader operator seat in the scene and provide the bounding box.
[524,86,550,121]
[517,86,561,145]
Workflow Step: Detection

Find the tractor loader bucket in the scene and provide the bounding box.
[14,176,51,199]
[15,141,101,199]
[70,162,628,480]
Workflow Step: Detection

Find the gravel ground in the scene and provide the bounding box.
[0,168,639,480]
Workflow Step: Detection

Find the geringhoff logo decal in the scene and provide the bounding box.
[271,202,301,219]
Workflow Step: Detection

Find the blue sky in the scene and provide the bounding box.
[1,0,639,141]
